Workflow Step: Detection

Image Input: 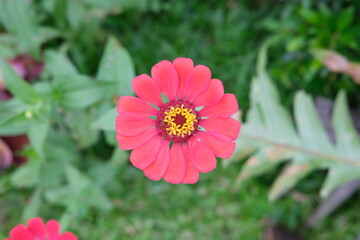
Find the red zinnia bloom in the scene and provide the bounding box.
[4,217,77,240]
[116,58,241,184]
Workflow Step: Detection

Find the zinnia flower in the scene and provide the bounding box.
[4,217,77,240]
[116,58,241,184]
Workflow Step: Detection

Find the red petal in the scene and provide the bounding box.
[144,140,170,181]
[184,65,211,101]
[151,60,179,100]
[58,232,78,240]
[192,79,224,107]
[132,74,163,107]
[130,135,162,170]
[116,128,158,150]
[116,113,155,136]
[188,137,217,173]
[172,58,194,99]
[27,217,45,239]
[117,96,158,116]
[9,225,34,240]
[200,117,241,140]
[163,143,186,184]
[45,220,60,240]
[197,131,235,159]
[199,94,238,118]
[181,143,199,184]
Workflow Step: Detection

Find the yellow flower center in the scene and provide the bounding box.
[163,104,198,137]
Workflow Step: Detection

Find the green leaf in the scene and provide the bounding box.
[54,75,103,109]
[11,158,42,188]
[28,117,50,159]
[320,91,360,197]
[232,41,360,203]
[92,107,117,131]
[21,188,42,221]
[66,110,99,148]
[66,0,86,30]
[0,57,43,105]
[0,0,40,52]
[336,7,353,31]
[44,51,78,77]
[96,36,135,97]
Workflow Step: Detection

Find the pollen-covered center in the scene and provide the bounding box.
[156,100,199,142]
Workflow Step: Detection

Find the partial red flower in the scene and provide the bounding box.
[116,58,241,184]
[4,217,77,240]
[8,54,44,81]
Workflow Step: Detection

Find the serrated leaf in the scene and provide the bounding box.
[269,160,312,201]
[233,40,360,204]
[294,91,333,155]
[320,91,360,197]
[96,36,135,97]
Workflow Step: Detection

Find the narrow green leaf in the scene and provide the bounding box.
[66,111,99,148]
[294,91,333,154]
[21,188,42,221]
[237,148,287,183]
[54,75,102,109]
[28,118,50,159]
[0,57,43,104]
[92,107,117,131]
[11,158,41,188]
[0,0,40,52]
[66,165,90,190]
[332,91,360,158]
[96,36,135,96]
[44,51,78,77]
[269,160,312,201]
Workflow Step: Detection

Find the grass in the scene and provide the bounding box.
[1,161,359,239]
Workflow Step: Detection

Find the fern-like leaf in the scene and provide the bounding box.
[232,41,360,201]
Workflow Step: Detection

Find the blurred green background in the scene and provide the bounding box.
[0,0,360,239]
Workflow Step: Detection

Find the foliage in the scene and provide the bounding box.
[231,40,360,201]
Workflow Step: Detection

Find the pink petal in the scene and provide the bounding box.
[199,94,238,118]
[130,135,162,170]
[184,65,211,101]
[188,137,217,173]
[116,113,155,136]
[9,225,34,240]
[27,217,45,240]
[172,58,194,99]
[197,131,235,159]
[144,140,170,181]
[45,220,60,240]
[181,143,199,184]
[116,128,158,150]
[117,96,158,116]
[151,60,179,100]
[163,143,186,184]
[200,117,241,140]
[192,79,224,107]
[58,232,78,240]
[132,74,163,107]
